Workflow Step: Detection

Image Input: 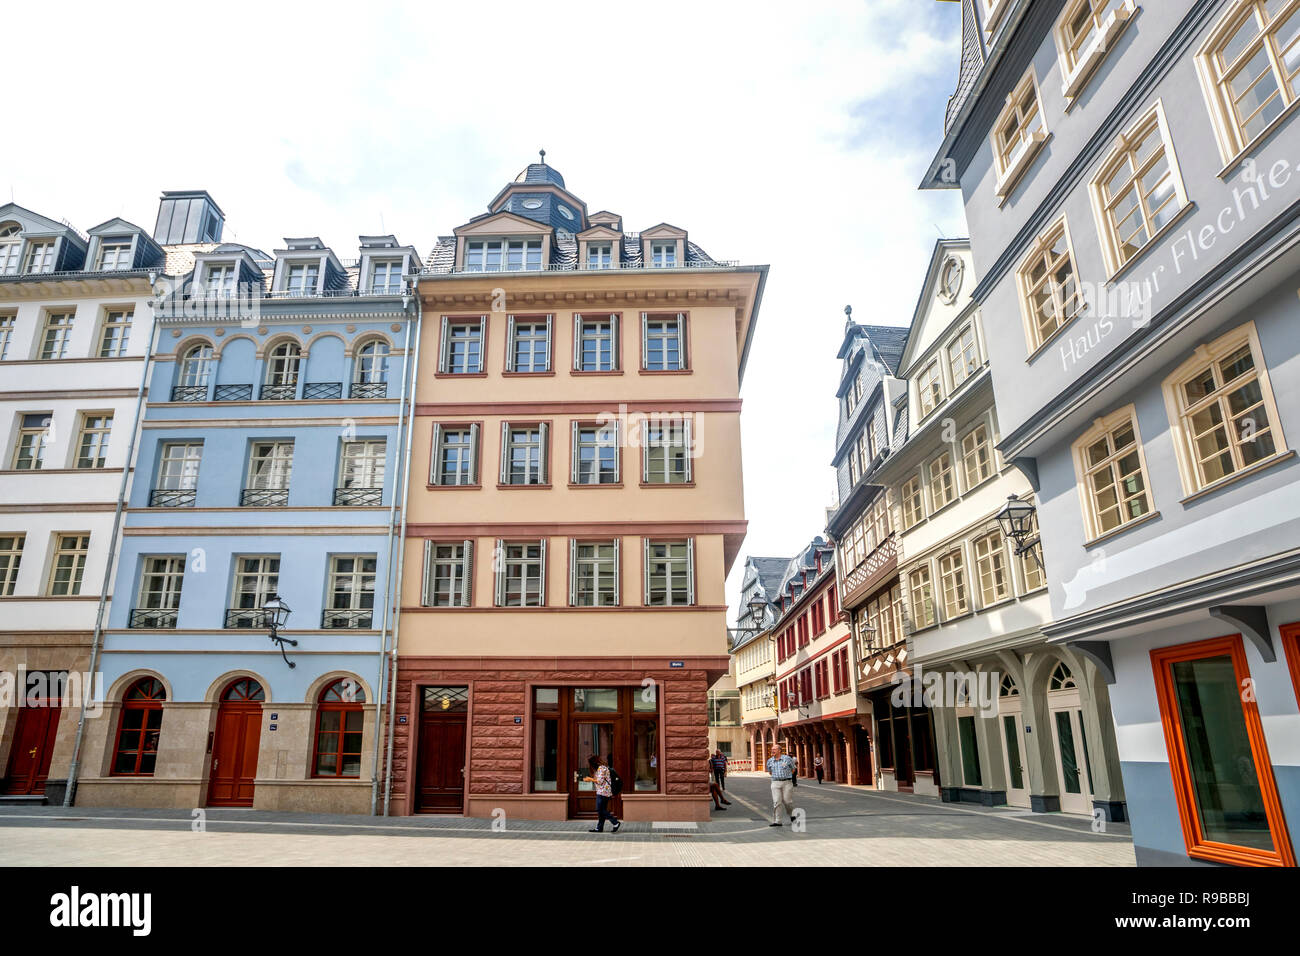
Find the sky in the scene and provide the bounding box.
[5,0,967,618]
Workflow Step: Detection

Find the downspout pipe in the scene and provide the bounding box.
[370,293,416,814]
[382,287,421,815]
[65,284,161,806]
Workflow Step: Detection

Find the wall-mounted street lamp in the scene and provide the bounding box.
[262,594,296,668]
[727,594,774,644]
[995,494,1044,571]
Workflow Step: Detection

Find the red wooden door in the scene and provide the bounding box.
[2,701,61,795]
[208,703,262,806]
[416,713,466,812]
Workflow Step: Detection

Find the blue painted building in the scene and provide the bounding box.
[75,199,420,814]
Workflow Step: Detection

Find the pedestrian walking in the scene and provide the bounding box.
[583,754,622,833]
[711,748,728,790]
[814,753,825,784]
[766,743,798,827]
[707,749,731,809]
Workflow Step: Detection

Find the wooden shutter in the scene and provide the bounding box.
[568,538,577,606]
[686,538,696,606]
[475,316,486,373]
[505,315,516,371]
[460,539,474,607]
[643,538,652,606]
[640,419,650,484]
[573,315,582,371]
[612,418,622,483]
[613,537,621,606]
[610,313,619,371]
[683,417,693,483]
[544,314,553,372]
[469,423,480,485]
[538,537,547,607]
[429,423,442,485]
[499,422,510,484]
[675,313,687,370]
[640,312,649,370]
[570,420,580,484]
[438,316,450,372]
[538,421,549,484]
[494,538,505,606]
[421,540,433,606]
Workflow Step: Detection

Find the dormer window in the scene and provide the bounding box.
[587,243,613,269]
[370,259,403,294]
[651,241,676,268]
[205,263,236,295]
[465,239,542,273]
[0,224,20,275]
[24,240,55,274]
[97,237,133,271]
[286,262,319,296]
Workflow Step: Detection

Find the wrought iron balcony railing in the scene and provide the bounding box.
[322,608,374,629]
[225,608,267,629]
[150,488,197,508]
[334,486,382,506]
[303,382,342,400]
[214,383,253,402]
[129,608,179,629]
[241,487,289,507]
[259,383,297,401]
[170,385,208,402]
[349,381,387,399]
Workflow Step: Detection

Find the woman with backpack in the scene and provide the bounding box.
[583,754,622,833]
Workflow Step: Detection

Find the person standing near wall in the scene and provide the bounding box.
[766,743,797,827]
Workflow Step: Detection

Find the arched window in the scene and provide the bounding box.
[223,677,265,701]
[0,222,21,275]
[313,678,366,778]
[999,674,1019,698]
[264,342,301,386]
[354,340,389,385]
[1048,662,1076,691]
[179,344,214,387]
[111,677,166,776]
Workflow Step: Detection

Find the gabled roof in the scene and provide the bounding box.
[85,217,150,236]
[895,237,973,374]
[0,202,71,235]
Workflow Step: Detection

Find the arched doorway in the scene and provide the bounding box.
[1046,662,1093,815]
[997,674,1029,808]
[208,678,265,807]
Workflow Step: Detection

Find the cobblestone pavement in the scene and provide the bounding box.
[0,774,1135,866]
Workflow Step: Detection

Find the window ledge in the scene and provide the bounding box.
[495,483,552,490]
[1025,311,1082,364]
[502,370,556,377]
[639,368,692,375]
[571,369,623,376]
[1178,449,1296,506]
[1082,509,1161,550]
[1216,97,1300,179]
[994,131,1050,205]
[426,483,482,491]
[1062,3,1138,105]
[435,371,487,379]
[1104,202,1197,284]
[639,481,696,489]
[568,481,623,489]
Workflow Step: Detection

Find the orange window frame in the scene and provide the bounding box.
[1284,622,1300,708]
[1150,634,1295,867]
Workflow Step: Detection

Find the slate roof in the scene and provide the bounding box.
[945,0,986,133]
[858,324,909,375]
[750,556,790,600]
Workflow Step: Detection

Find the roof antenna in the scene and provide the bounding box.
[844,304,853,328]
[539,148,546,165]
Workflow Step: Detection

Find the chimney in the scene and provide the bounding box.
[154,190,224,245]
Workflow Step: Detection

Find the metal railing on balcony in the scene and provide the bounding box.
[303,382,342,400]
[149,488,197,508]
[129,608,179,629]
[259,383,297,401]
[225,608,267,629]
[170,385,208,402]
[214,384,253,402]
[349,381,387,399]
[241,487,289,507]
[322,608,374,629]
[334,486,382,506]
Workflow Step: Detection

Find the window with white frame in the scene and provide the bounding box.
[575,314,618,371]
[430,424,479,486]
[901,474,924,528]
[230,556,279,613]
[204,263,236,294]
[572,422,619,484]
[500,423,548,485]
[326,555,377,622]
[929,451,955,510]
[285,262,320,295]
[178,344,214,388]
[586,243,613,269]
[495,539,545,606]
[1073,406,1154,539]
[506,315,552,373]
[340,439,386,489]
[75,413,113,469]
[12,413,51,469]
[138,556,185,613]
[642,418,691,484]
[423,541,474,607]
[0,534,24,596]
[991,69,1047,192]
[439,317,485,374]
[1163,323,1286,493]
[49,534,89,596]
[908,565,935,629]
[650,241,677,268]
[1019,218,1084,351]
[918,360,944,417]
[0,223,20,274]
[465,238,542,272]
[247,441,295,490]
[157,441,202,490]
[1198,0,1300,161]
[264,342,301,387]
[1056,0,1135,94]
[98,310,132,357]
[1019,510,1047,591]
[354,340,389,385]
[97,237,133,271]
[1091,103,1188,274]
[973,532,1011,606]
[570,539,619,606]
[642,313,686,371]
[644,539,693,606]
[948,324,980,386]
[939,548,969,619]
[0,313,14,359]
[962,423,993,487]
[369,259,404,294]
[24,240,55,274]
[39,312,74,359]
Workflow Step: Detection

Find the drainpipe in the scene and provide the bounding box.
[64,285,161,806]
[378,286,421,815]
[369,292,417,814]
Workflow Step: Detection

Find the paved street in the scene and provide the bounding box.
[0,774,1134,866]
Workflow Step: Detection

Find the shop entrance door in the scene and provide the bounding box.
[568,720,615,819]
